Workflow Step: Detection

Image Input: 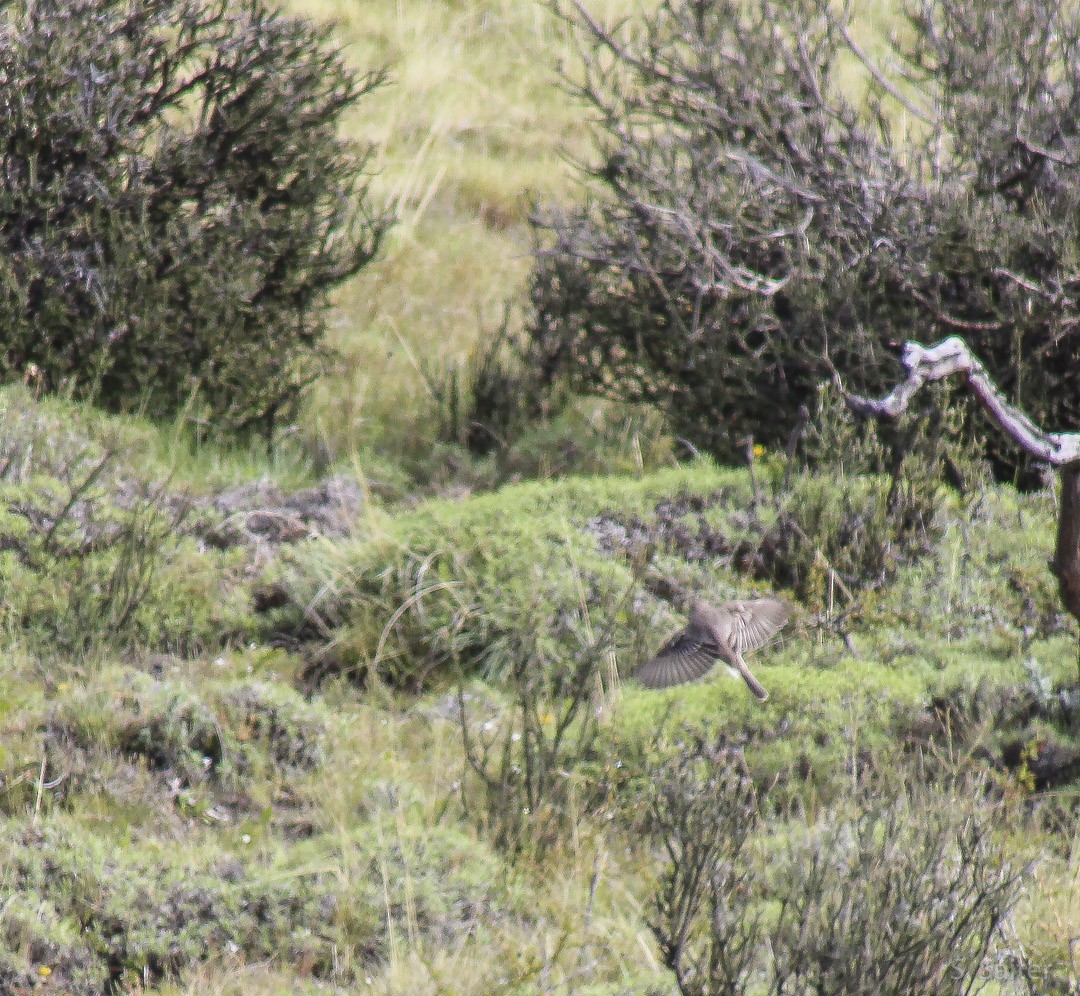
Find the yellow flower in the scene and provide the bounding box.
[752,444,765,458]
[541,713,555,725]
[39,966,52,977]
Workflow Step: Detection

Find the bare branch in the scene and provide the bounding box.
[1015,128,1078,167]
[842,336,1080,466]
[833,18,936,126]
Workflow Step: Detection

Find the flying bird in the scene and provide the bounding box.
[635,597,791,701]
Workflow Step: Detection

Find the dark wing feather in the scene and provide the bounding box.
[635,623,720,689]
[722,598,790,655]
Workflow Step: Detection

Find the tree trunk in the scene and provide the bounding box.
[1053,464,1080,623]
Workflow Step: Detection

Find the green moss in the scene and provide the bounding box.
[219,679,328,773]
[604,651,928,805]
[0,895,107,995]
[1,816,349,989]
[271,460,756,685]
[48,666,328,798]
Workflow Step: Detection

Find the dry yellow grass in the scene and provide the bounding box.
[290,0,643,460]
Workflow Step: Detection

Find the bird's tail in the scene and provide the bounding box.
[732,654,769,702]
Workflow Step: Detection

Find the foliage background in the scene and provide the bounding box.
[2,0,1080,993]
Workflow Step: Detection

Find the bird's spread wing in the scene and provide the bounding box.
[635,624,720,689]
[722,598,791,655]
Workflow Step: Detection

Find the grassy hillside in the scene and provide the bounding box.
[3,378,1079,990]
[4,0,1080,993]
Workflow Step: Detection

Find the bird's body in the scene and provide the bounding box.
[635,597,791,701]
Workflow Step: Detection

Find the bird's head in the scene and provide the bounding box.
[687,598,710,621]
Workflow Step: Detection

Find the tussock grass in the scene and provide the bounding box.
[0,382,319,494]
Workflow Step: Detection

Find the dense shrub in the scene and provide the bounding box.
[0,0,388,436]
[525,0,1080,475]
[647,750,1026,995]
[747,382,988,607]
[43,669,328,824]
[268,471,665,689]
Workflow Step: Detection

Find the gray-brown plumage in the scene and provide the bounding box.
[636,597,791,701]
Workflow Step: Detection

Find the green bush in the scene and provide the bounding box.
[2,819,346,989]
[0,462,256,657]
[456,604,618,860]
[0,0,388,436]
[526,0,1080,476]
[745,387,980,608]
[0,896,107,995]
[48,669,327,798]
[647,753,1026,995]
[0,386,258,657]
[349,818,532,956]
[265,466,749,688]
[220,679,327,773]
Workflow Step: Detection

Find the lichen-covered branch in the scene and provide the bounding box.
[840,335,1080,623]
[843,336,1080,465]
